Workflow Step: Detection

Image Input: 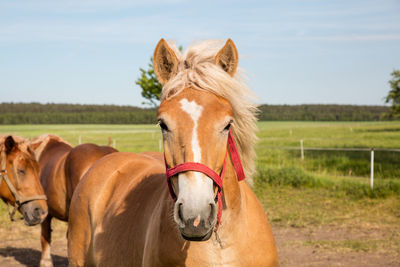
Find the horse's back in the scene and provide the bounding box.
[68,151,167,267]
[65,143,118,206]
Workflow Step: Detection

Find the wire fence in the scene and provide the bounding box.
[258,145,400,153]
[76,135,400,190]
[257,139,400,189]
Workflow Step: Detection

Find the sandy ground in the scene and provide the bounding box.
[0,219,399,267]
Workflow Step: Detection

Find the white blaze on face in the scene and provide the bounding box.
[178,98,214,217]
[179,98,203,162]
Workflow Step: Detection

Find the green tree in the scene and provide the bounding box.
[385,70,400,119]
[135,58,163,106]
[136,46,182,106]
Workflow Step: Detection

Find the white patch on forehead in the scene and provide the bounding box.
[179,98,203,163]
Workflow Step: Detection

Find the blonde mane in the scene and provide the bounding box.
[161,40,259,181]
[30,134,71,161]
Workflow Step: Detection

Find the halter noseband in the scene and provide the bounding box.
[0,151,47,221]
[165,129,245,231]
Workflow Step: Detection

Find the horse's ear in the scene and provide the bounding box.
[214,39,238,77]
[5,136,16,154]
[153,38,179,85]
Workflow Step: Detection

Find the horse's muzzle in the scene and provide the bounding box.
[174,200,217,241]
[21,201,48,226]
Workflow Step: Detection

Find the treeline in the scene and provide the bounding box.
[0,103,157,124]
[259,104,389,121]
[0,102,147,113]
[0,103,391,124]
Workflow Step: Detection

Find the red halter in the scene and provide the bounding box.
[165,129,245,230]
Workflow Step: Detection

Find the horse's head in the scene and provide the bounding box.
[0,136,48,225]
[155,39,239,241]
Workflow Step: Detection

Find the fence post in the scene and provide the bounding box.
[78,136,82,144]
[113,139,116,149]
[300,139,304,160]
[370,148,374,190]
[159,139,162,152]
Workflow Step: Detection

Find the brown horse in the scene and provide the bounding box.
[68,39,278,266]
[30,134,117,267]
[0,135,47,226]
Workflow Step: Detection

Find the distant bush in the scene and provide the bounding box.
[255,166,325,188]
[254,166,400,199]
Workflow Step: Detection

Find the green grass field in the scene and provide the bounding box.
[1,122,399,264]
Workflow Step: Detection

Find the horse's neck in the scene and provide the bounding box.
[39,141,71,164]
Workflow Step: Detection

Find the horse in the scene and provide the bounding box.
[30,134,118,267]
[0,135,47,226]
[67,39,278,266]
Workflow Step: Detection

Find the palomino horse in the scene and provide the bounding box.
[30,134,117,267]
[68,39,278,266]
[0,135,47,226]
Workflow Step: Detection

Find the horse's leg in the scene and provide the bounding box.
[68,202,93,267]
[40,216,53,267]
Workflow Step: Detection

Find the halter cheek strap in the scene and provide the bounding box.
[227,130,245,181]
[164,129,245,231]
[0,151,47,221]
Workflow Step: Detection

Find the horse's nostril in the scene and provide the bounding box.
[178,203,184,222]
[174,202,186,228]
[208,203,217,226]
[33,207,43,218]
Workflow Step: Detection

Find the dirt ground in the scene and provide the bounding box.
[0,220,68,267]
[274,226,399,267]
[0,219,399,267]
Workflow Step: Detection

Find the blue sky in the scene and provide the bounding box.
[0,0,399,107]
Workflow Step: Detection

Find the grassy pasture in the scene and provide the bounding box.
[2,121,399,179]
[0,121,399,265]
[1,121,399,199]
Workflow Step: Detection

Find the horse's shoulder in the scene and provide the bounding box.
[71,151,166,229]
[239,182,278,264]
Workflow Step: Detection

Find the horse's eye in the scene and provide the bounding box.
[18,169,25,175]
[158,120,169,132]
[224,121,233,131]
